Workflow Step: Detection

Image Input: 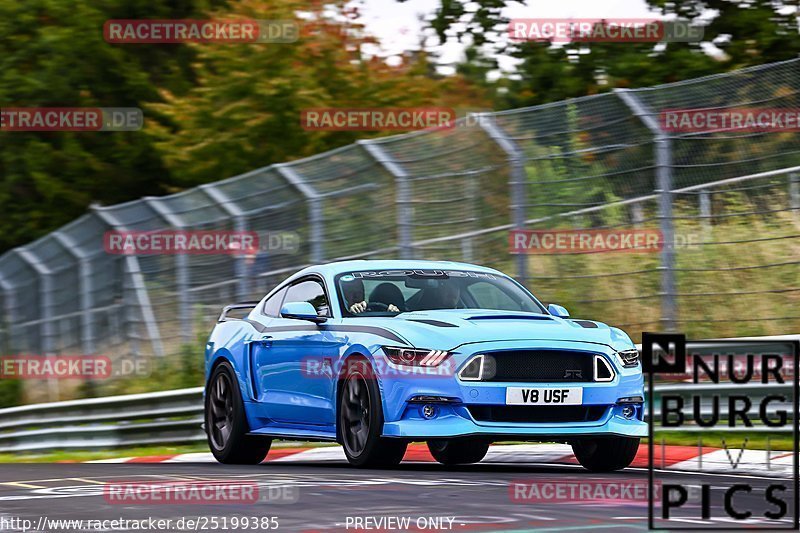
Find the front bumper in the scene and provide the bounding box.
[374,339,647,440]
[382,403,647,439]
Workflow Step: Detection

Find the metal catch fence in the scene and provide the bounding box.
[0,59,798,396]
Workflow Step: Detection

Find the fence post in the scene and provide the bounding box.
[14,248,58,400]
[14,249,55,356]
[200,184,250,300]
[144,198,193,343]
[275,165,324,264]
[630,202,644,226]
[616,89,677,331]
[359,140,414,259]
[699,189,712,235]
[0,275,14,354]
[52,231,95,355]
[478,114,528,282]
[92,205,165,357]
[791,172,799,221]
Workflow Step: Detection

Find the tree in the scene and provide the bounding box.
[150,0,490,186]
[0,0,222,253]
[411,0,800,107]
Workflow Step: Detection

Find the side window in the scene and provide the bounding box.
[262,286,288,317]
[467,281,521,311]
[284,279,329,317]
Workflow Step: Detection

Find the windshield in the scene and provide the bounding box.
[335,269,546,317]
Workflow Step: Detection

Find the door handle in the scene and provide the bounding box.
[258,335,273,346]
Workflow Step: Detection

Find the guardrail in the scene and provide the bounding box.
[0,335,795,452]
[0,387,204,452]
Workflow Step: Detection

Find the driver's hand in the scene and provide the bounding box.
[349,300,367,314]
[387,304,400,313]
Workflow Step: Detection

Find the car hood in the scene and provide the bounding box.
[364,309,636,352]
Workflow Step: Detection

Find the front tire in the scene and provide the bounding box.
[205,361,271,465]
[572,437,639,472]
[427,438,490,465]
[339,361,407,468]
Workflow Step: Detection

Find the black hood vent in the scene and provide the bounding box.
[406,319,458,328]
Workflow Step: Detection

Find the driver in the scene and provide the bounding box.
[341,277,399,314]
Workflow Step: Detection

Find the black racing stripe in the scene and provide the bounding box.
[220,317,268,333]
[262,324,409,345]
[406,319,459,328]
[242,319,268,332]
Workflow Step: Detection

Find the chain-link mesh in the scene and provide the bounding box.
[1,59,798,399]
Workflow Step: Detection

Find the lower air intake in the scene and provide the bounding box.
[467,405,608,423]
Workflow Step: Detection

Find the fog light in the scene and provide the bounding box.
[422,404,436,419]
[409,395,457,403]
[617,396,644,404]
[621,406,635,419]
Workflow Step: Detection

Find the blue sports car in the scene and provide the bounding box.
[204,260,645,470]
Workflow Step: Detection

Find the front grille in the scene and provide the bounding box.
[468,405,607,423]
[480,350,595,382]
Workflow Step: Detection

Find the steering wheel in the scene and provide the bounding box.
[365,302,389,312]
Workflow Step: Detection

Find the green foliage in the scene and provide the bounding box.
[0,0,223,253]
[150,0,490,188]
[416,0,800,108]
[0,379,22,408]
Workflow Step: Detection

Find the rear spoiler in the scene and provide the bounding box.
[217,301,261,322]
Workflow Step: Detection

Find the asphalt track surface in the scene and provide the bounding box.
[0,457,795,532]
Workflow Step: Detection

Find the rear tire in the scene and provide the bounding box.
[428,438,490,465]
[339,360,407,468]
[205,361,271,465]
[572,436,639,472]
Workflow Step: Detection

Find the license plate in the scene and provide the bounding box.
[506,387,583,405]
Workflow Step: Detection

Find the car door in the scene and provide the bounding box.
[250,276,341,427]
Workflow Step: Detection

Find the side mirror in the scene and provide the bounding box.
[547,303,570,318]
[280,302,326,323]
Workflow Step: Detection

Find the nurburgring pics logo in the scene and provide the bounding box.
[300,108,456,131]
[661,109,800,133]
[1,108,143,132]
[104,20,298,44]
[509,19,704,43]
[645,333,799,529]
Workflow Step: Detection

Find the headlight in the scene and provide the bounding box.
[617,349,640,367]
[382,346,452,367]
